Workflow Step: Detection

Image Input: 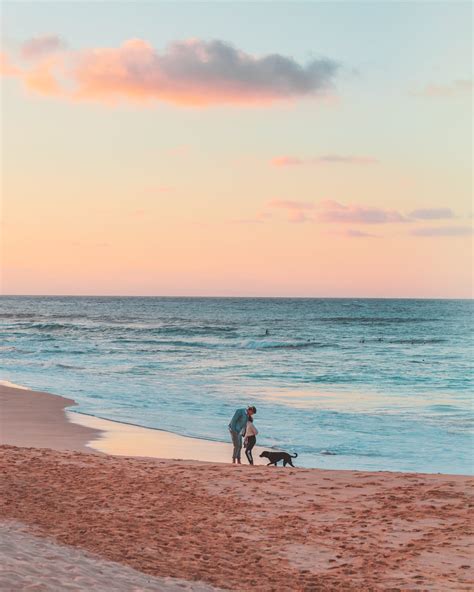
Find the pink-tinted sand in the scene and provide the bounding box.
[1,383,473,591]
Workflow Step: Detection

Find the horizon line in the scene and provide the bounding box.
[1,293,472,301]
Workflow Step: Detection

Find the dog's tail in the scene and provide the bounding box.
[291,452,298,458]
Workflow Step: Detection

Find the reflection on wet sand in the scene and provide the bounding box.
[68,411,267,465]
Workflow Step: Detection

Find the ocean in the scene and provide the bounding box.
[1,296,472,474]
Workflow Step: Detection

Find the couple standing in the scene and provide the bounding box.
[228,405,258,464]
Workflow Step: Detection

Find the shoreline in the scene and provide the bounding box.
[0,382,268,465]
[1,380,471,475]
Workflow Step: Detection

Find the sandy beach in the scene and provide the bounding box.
[1,384,473,591]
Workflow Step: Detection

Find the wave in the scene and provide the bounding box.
[112,337,328,351]
[0,346,33,354]
[41,362,86,370]
[390,338,446,344]
[314,316,435,324]
[242,339,333,350]
[25,322,80,332]
[147,325,238,337]
[111,338,222,349]
[4,320,239,336]
[0,380,30,390]
[0,313,37,319]
[427,404,464,412]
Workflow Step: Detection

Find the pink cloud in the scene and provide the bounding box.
[0,51,21,76]
[230,212,271,224]
[240,200,449,227]
[318,200,407,224]
[267,199,314,210]
[314,155,378,165]
[287,211,312,224]
[271,156,304,167]
[411,226,473,237]
[266,199,406,225]
[266,200,314,223]
[344,229,378,238]
[3,37,340,107]
[408,208,454,220]
[413,79,472,98]
[271,154,378,167]
[21,35,65,59]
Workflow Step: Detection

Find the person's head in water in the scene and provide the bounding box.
[247,406,257,417]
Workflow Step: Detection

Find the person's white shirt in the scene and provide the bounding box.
[245,421,258,437]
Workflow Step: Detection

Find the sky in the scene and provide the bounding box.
[1,1,472,298]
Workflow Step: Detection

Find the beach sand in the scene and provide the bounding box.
[0,521,222,591]
[0,383,101,453]
[1,383,473,591]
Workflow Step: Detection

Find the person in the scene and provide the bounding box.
[244,415,258,465]
[228,406,256,464]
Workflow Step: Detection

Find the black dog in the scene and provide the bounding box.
[260,450,298,467]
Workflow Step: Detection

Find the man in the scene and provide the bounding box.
[228,406,257,464]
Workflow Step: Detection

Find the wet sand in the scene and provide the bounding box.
[1,383,473,591]
[67,409,268,464]
[0,383,267,464]
[0,383,101,452]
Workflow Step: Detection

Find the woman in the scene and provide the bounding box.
[244,415,258,465]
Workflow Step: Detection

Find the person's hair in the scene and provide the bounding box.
[248,406,257,414]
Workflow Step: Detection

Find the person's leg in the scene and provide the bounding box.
[244,447,250,464]
[230,430,242,463]
[235,433,242,463]
[245,436,256,465]
[230,430,237,462]
[245,436,255,465]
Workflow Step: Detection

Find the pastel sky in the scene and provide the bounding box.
[1,1,472,297]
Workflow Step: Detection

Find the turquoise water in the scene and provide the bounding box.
[1,296,472,473]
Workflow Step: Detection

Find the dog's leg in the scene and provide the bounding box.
[283,460,287,467]
[288,460,294,467]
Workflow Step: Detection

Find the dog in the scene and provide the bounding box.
[259,450,298,467]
